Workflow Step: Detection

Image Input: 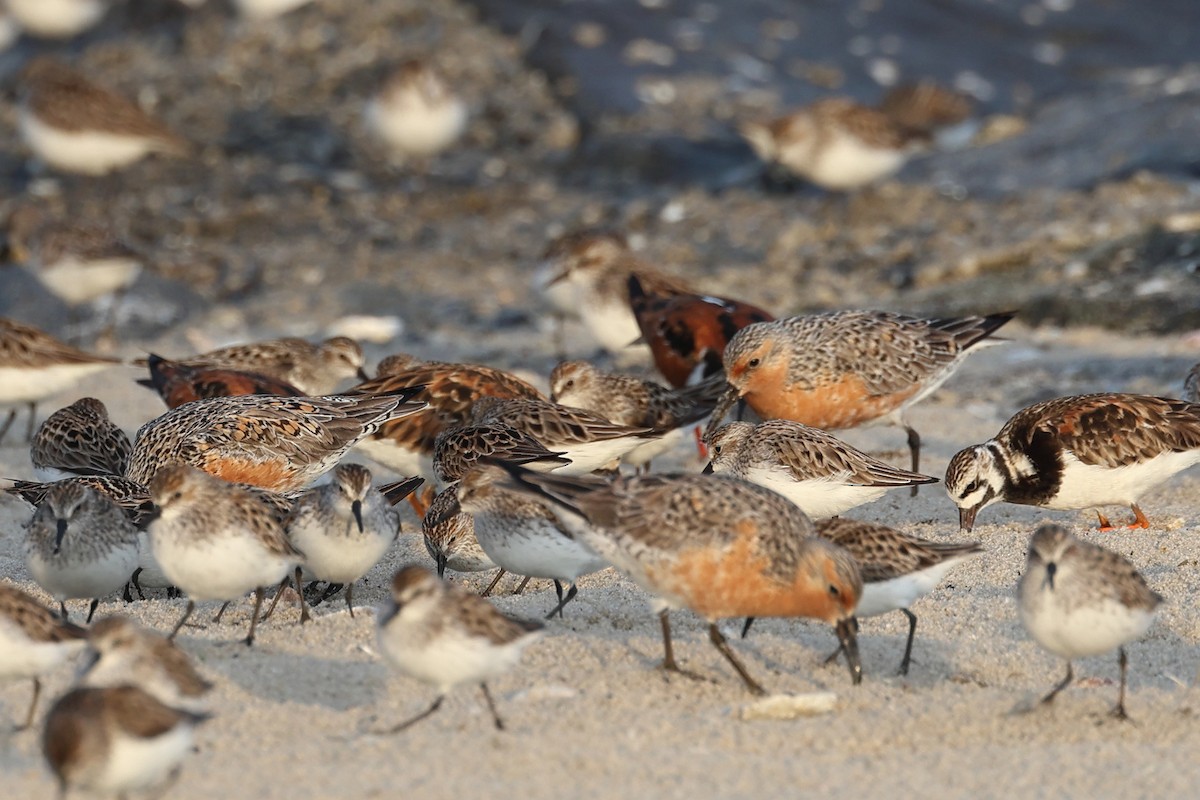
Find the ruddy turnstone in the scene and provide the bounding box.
[147,464,305,645]
[375,565,542,732]
[42,686,210,797]
[136,354,302,410]
[30,397,131,481]
[739,97,926,191]
[24,482,139,622]
[445,465,608,618]
[498,465,864,692]
[1017,524,1162,719]
[628,274,774,388]
[18,58,189,176]
[945,393,1200,532]
[471,396,657,476]
[549,360,720,469]
[143,336,366,396]
[79,616,212,711]
[0,318,120,443]
[285,464,408,617]
[0,583,86,730]
[703,420,937,518]
[710,310,1014,477]
[5,208,142,316]
[365,59,469,162]
[347,356,544,477]
[126,389,425,493]
[6,0,106,39]
[534,229,689,356]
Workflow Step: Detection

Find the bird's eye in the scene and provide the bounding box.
[713,445,722,456]
[963,481,980,495]
[828,584,840,597]
[563,379,574,391]
[172,491,182,501]
[747,357,761,369]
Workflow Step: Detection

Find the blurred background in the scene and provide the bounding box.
[1,0,1199,363]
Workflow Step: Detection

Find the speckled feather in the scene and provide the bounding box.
[0,318,120,369]
[31,398,131,477]
[0,583,86,643]
[137,355,303,410]
[549,361,721,431]
[433,422,569,484]
[816,517,982,584]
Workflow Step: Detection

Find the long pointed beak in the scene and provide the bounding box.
[703,384,740,443]
[351,500,363,533]
[546,268,570,287]
[436,552,448,578]
[356,367,370,381]
[701,461,714,475]
[837,617,862,686]
[1045,561,1057,591]
[53,518,68,554]
[958,506,979,533]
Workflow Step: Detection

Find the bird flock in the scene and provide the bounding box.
[0,3,1195,797]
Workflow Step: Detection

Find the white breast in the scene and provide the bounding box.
[743,466,887,519]
[0,618,83,681]
[473,515,605,582]
[0,362,114,405]
[231,0,314,20]
[779,135,906,191]
[854,558,970,618]
[365,96,468,158]
[289,519,392,585]
[93,723,196,794]
[26,543,138,602]
[352,438,427,478]
[1047,449,1200,510]
[1020,592,1156,659]
[6,0,105,38]
[36,257,142,306]
[149,531,295,601]
[378,622,537,694]
[19,111,159,176]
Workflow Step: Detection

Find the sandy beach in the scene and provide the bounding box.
[3,323,1200,799]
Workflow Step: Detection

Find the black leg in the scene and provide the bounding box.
[1040,662,1073,706]
[0,408,16,442]
[18,678,40,730]
[544,582,578,619]
[513,576,531,595]
[59,602,68,621]
[479,683,505,730]
[344,581,355,618]
[898,609,918,676]
[85,598,100,624]
[131,569,146,600]
[1111,647,1131,721]
[169,601,196,641]
[122,582,132,603]
[740,617,756,639]
[213,601,231,623]
[837,617,863,685]
[481,569,507,598]
[260,579,286,621]
[245,587,265,646]
[656,610,706,682]
[382,696,444,734]
[24,402,36,442]
[905,424,921,496]
[708,624,766,695]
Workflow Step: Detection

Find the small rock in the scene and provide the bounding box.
[740,692,838,721]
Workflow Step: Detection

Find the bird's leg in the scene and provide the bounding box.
[740,617,756,639]
[544,582,578,619]
[708,623,766,695]
[23,402,36,442]
[293,569,311,624]
[85,598,100,624]
[838,617,863,685]
[657,610,706,682]
[1040,662,1074,706]
[18,678,41,731]
[169,601,196,641]
[1110,647,1132,721]
[245,587,266,646]
[213,601,231,623]
[905,424,921,497]
[59,602,68,621]
[344,581,354,618]
[479,683,505,730]
[381,696,444,734]
[1127,505,1150,530]
[131,569,147,600]
[898,609,918,676]
[1096,511,1115,532]
[0,408,16,442]
[481,569,507,598]
[513,575,531,595]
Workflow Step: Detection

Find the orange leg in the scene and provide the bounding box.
[408,486,434,519]
[1096,511,1114,531]
[1127,504,1150,529]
